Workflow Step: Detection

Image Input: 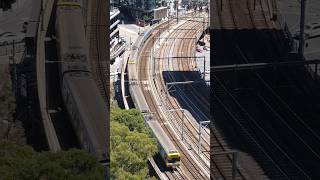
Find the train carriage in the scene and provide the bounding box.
[146,119,181,168]
[55,0,108,164]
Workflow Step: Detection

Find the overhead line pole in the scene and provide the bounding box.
[299,0,307,59]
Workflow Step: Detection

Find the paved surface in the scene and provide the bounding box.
[118,24,147,46]
[0,0,38,34]
[278,0,320,59]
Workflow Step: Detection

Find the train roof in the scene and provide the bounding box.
[129,85,149,113]
[65,73,108,161]
[146,120,178,154]
[56,3,87,55]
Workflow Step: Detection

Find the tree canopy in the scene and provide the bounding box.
[110,108,158,179]
[111,108,149,134]
[0,140,104,180]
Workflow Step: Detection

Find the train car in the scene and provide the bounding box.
[129,84,150,113]
[55,0,108,163]
[146,119,181,168]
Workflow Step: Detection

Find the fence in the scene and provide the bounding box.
[0,40,26,57]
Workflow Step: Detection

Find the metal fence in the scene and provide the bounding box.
[0,40,26,57]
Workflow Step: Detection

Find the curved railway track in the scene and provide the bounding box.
[213,0,319,179]
[169,23,246,180]
[168,12,248,180]
[90,0,108,101]
[137,19,209,179]
[157,11,250,180]
[156,21,211,162]
[155,14,249,179]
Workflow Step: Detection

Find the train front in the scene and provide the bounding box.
[166,150,181,168]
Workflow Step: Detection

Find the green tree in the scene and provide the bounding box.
[0,141,104,180]
[110,108,158,180]
[111,108,148,133]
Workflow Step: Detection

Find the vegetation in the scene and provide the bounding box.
[0,140,104,180]
[110,108,158,179]
[0,69,25,144]
[143,14,151,22]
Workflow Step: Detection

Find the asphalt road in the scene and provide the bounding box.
[0,0,37,33]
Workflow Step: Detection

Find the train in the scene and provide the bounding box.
[55,0,108,164]
[146,118,181,168]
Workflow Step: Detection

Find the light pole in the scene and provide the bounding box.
[175,0,178,23]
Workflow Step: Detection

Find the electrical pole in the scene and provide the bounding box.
[41,0,44,31]
[176,0,178,23]
[299,0,306,59]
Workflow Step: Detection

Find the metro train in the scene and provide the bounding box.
[146,117,181,168]
[55,0,108,164]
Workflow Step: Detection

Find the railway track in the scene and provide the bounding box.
[213,0,320,179]
[155,14,250,179]
[137,18,209,179]
[156,12,252,180]
[157,21,211,164]
[214,0,277,29]
[171,23,248,180]
[165,16,249,180]
[89,0,109,102]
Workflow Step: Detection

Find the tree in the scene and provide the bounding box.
[110,108,158,179]
[111,108,149,134]
[0,69,25,144]
[0,140,104,180]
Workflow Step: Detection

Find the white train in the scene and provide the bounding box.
[55,0,108,164]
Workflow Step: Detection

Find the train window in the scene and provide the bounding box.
[168,157,180,163]
[169,150,178,154]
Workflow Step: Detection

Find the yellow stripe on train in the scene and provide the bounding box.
[128,60,135,64]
